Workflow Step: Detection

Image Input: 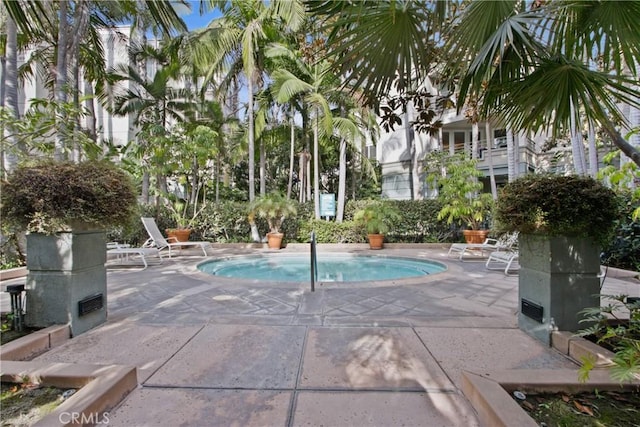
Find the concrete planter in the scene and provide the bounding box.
[26,230,107,337]
[518,234,601,344]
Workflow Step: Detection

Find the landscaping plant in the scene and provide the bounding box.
[577,295,640,383]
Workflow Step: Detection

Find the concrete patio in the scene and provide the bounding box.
[3,244,639,426]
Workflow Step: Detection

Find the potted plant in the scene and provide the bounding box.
[354,201,401,249]
[494,173,619,344]
[248,192,297,249]
[425,152,494,243]
[163,196,207,242]
[0,160,138,336]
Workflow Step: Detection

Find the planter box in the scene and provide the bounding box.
[1,360,137,427]
[26,230,107,337]
[518,234,601,345]
[0,266,27,281]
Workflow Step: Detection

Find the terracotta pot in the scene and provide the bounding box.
[462,229,489,244]
[166,228,192,242]
[367,233,385,250]
[266,232,284,249]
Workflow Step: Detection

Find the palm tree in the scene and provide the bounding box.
[268,45,339,219]
[111,42,194,197]
[2,0,187,153]
[194,0,305,202]
[445,0,640,167]
[309,0,640,167]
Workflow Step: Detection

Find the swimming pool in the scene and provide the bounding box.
[197,254,446,283]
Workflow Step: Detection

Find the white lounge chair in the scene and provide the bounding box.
[485,249,519,275]
[448,232,519,261]
[107,242,162,270]
[141,217,211,258]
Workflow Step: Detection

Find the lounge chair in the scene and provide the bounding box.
[448,231,519,261]
[107,242,162,270]
[485,248,519,275]
[141,217,211,257]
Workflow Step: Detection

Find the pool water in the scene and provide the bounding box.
[197,254,446,283]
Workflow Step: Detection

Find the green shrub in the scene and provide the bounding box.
[299,219,364,243]
[495,174,619,246]
[1,160,137,234]
[601,193,640,271]
[195,201,253,242]
[577,295,640,383]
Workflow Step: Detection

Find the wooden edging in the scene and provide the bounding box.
[461,331,638,427]
[0,266,27,281]
[461,369,640,427]
[1,324,71,361]
[1,360,137,426]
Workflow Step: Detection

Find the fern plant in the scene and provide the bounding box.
[577,295,640,383]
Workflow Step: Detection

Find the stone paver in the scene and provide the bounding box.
[16,244,634,426]
[300,327,453,391]
[292,391,480,427]
[105,388,292,427]
[414,327,577,388]
[146,324,306,389]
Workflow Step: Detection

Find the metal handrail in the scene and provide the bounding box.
[310,231,318,292]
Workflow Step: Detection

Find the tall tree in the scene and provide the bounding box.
[309,0,640,167]
[195,0,305,201]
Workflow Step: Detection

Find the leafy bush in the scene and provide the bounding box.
[194,201,252,242]
[1,160,137,234]
[577,295,640,383]
[495,174,619,246]
[248,192,297,234]
[298,219,364,243]
[601,193,640,271]
[354,201,402,234]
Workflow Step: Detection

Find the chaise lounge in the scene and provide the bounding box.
[485,248,519,275]
[141,217,212,258]
[448,232,519,261]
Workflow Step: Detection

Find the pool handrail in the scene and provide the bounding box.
[310,231,318,292]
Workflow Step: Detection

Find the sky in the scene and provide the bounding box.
[177,1,222,30]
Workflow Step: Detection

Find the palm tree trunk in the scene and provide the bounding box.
[2,15,21,176]
[84,80,97,143]
[601,119,640,167]
[403,108,415,199]
[570,103,587,175]
[314,109,320,219]
[587,122,598,177]
[248,78,256,201]
[54,0,69,160]
[259,138,265,196]
[471,122,479,160]
[336,138,347,222]
[298,151,306,203]
[485,122,498,199]
[287,105,295,199]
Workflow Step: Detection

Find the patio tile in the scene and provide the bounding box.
[146,324,306,389]
[414,327,578,388]
[106,387,291,427]
[34,322,202,382]
[292,391,479,427]
[299,327,454,391]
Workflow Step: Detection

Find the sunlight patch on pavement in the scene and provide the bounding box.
[212,295,239,301]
